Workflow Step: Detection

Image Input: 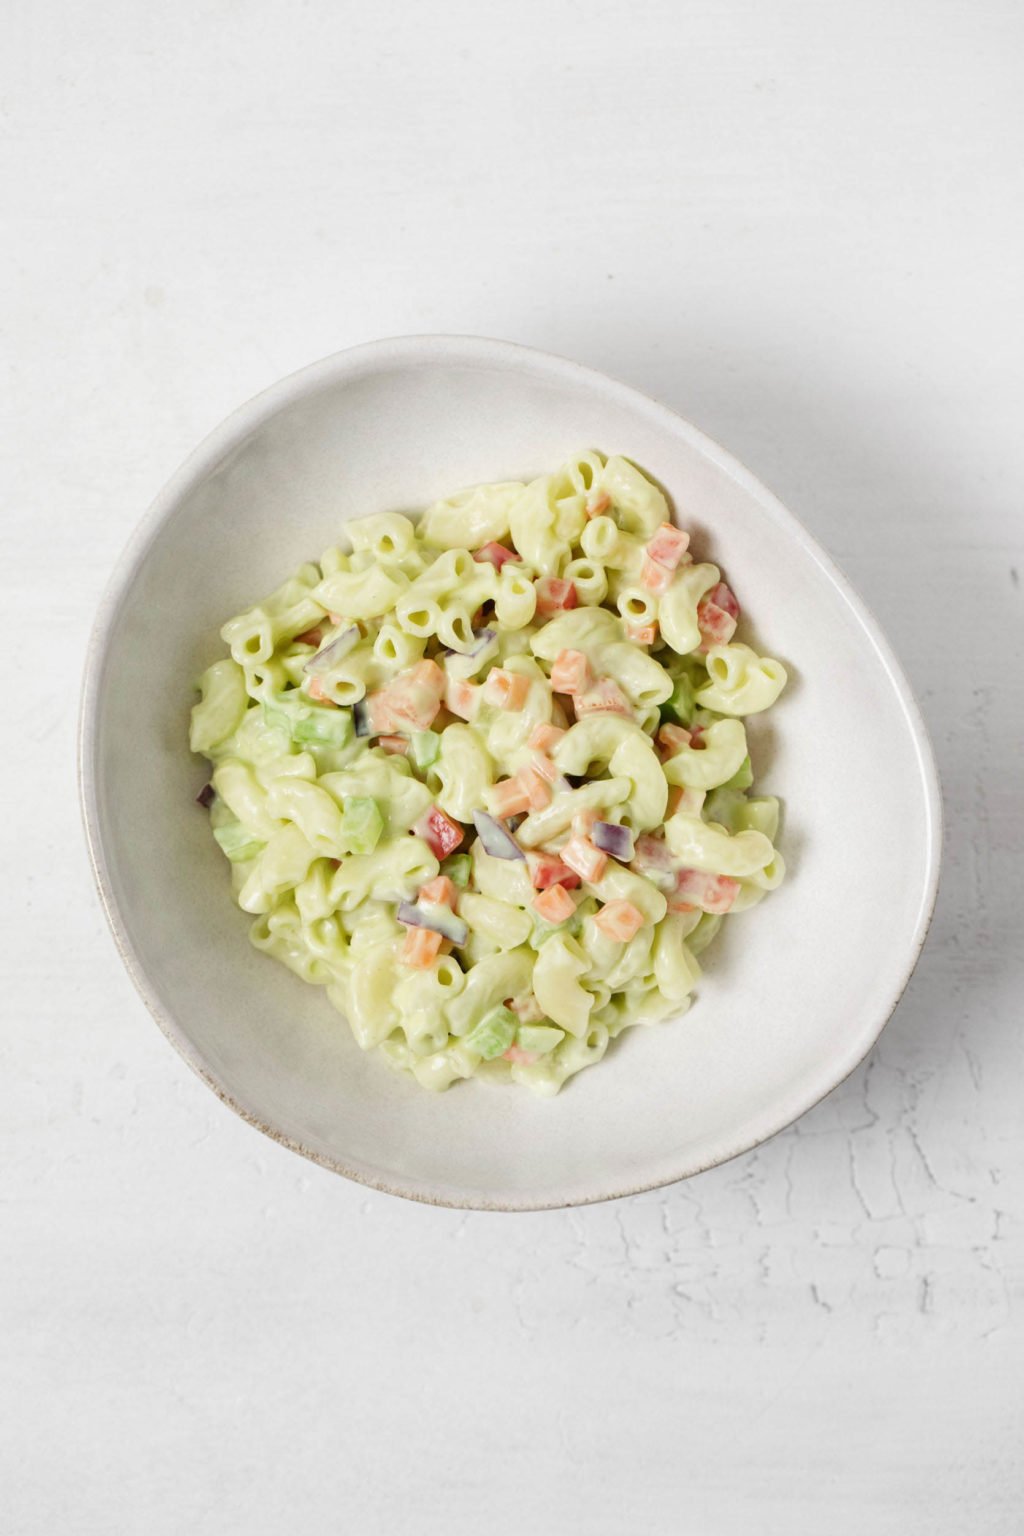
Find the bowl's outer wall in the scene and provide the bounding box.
[83,340,940,1208]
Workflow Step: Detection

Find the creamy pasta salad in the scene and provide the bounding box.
[190,454,787,1095]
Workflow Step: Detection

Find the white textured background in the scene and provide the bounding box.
[4,2,1023,1531]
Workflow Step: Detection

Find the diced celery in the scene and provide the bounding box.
[410,730,441,773]
[702,787,746,833]
[294,708,353,749]
[659,673,695,727]
[463,1004,518,1061]
[340,795,384,854]
[721,754,753,791]
[441,853,472,888]
[262,701,295,737]
[212,822,265,863]
[516,1024,563,1056]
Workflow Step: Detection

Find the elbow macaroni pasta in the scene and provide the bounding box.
[190,453,789,1096]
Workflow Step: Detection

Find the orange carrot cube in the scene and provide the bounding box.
[400,927,445,967]
[640,556,673,594]
[560,836,608,883]
[418,876,458,909]
[483,668,531,711]
[532,884,577,924]
[593,900,645,941]
[575,679,631,716]
[626,621,658,645]
[487,775,532,818]
[378,734,409,755]
[444,676,479,720]
[550,649,593,695]
[585,491,612,518]
[528,722,566,752]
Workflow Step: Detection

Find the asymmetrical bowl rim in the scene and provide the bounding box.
[78,333,943,1210]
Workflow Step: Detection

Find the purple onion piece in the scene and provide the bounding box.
[303,625,360,676]
[593,821,634,861]
[196,783,215,808]
[352,700,371,737]
[472,810,525,861]
[396,900,468,946]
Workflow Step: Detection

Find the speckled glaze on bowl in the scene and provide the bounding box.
[79,336,941,1210]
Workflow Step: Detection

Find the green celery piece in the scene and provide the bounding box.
[659,673,695,727]
[463,1004,518,1061]
[293,708,352,748]
[410,730,441,773]
[340,795,384,854]
[261,701,295,737]
[212,822,265,863]
[442,853,472,889]
[721,754,753,791]
[516,1024,563,1056]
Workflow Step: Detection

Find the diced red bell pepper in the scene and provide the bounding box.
[535,577,578,616]
[646,522,691,571]
[673,867,739,914]
[415,805,464,860]
[473,542,521,569]
[527,852,581,891]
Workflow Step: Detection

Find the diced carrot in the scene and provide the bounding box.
[696,597,738,648]
[487,775,533,818]
[667,897,698,914]
[295,626,325,646]
[657,722,692,757]
[473,542,521,568]
[550,649,593,695]
[535,577,578,616]
[378,734,409,755]
[593,900,645,941]
[364,690,398,732]
[308,676,339,706]
[530,752,560,784]
[585,491,612,518]
[401,927,445,967]
[572,808,597,837]
[533,884,577,924]
[626,621,658,645]
[527,852,581,891]
[414,806,464,859]
[575,679,631,716]
[560,836,608,883]
[689,724,705,747]
[445,676,479,720]
[674,868,739,914]
[646,522,691,571]
[418,875,458,908]
[408,658,446,695]
[523,771,551,810]
[483,668,531,711]
[528,722,566,751]
[640,556,673,594]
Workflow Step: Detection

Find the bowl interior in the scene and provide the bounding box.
[84,339,939,1208]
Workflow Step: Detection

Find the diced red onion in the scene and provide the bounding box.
[352,699,371,737]
[196,783,215,808]
[592,821,634,861]
[396,900,469,945]
[472,810,525,861]
[303,625,360,675]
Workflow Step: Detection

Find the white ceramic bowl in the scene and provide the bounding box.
[80,336,941,1210]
